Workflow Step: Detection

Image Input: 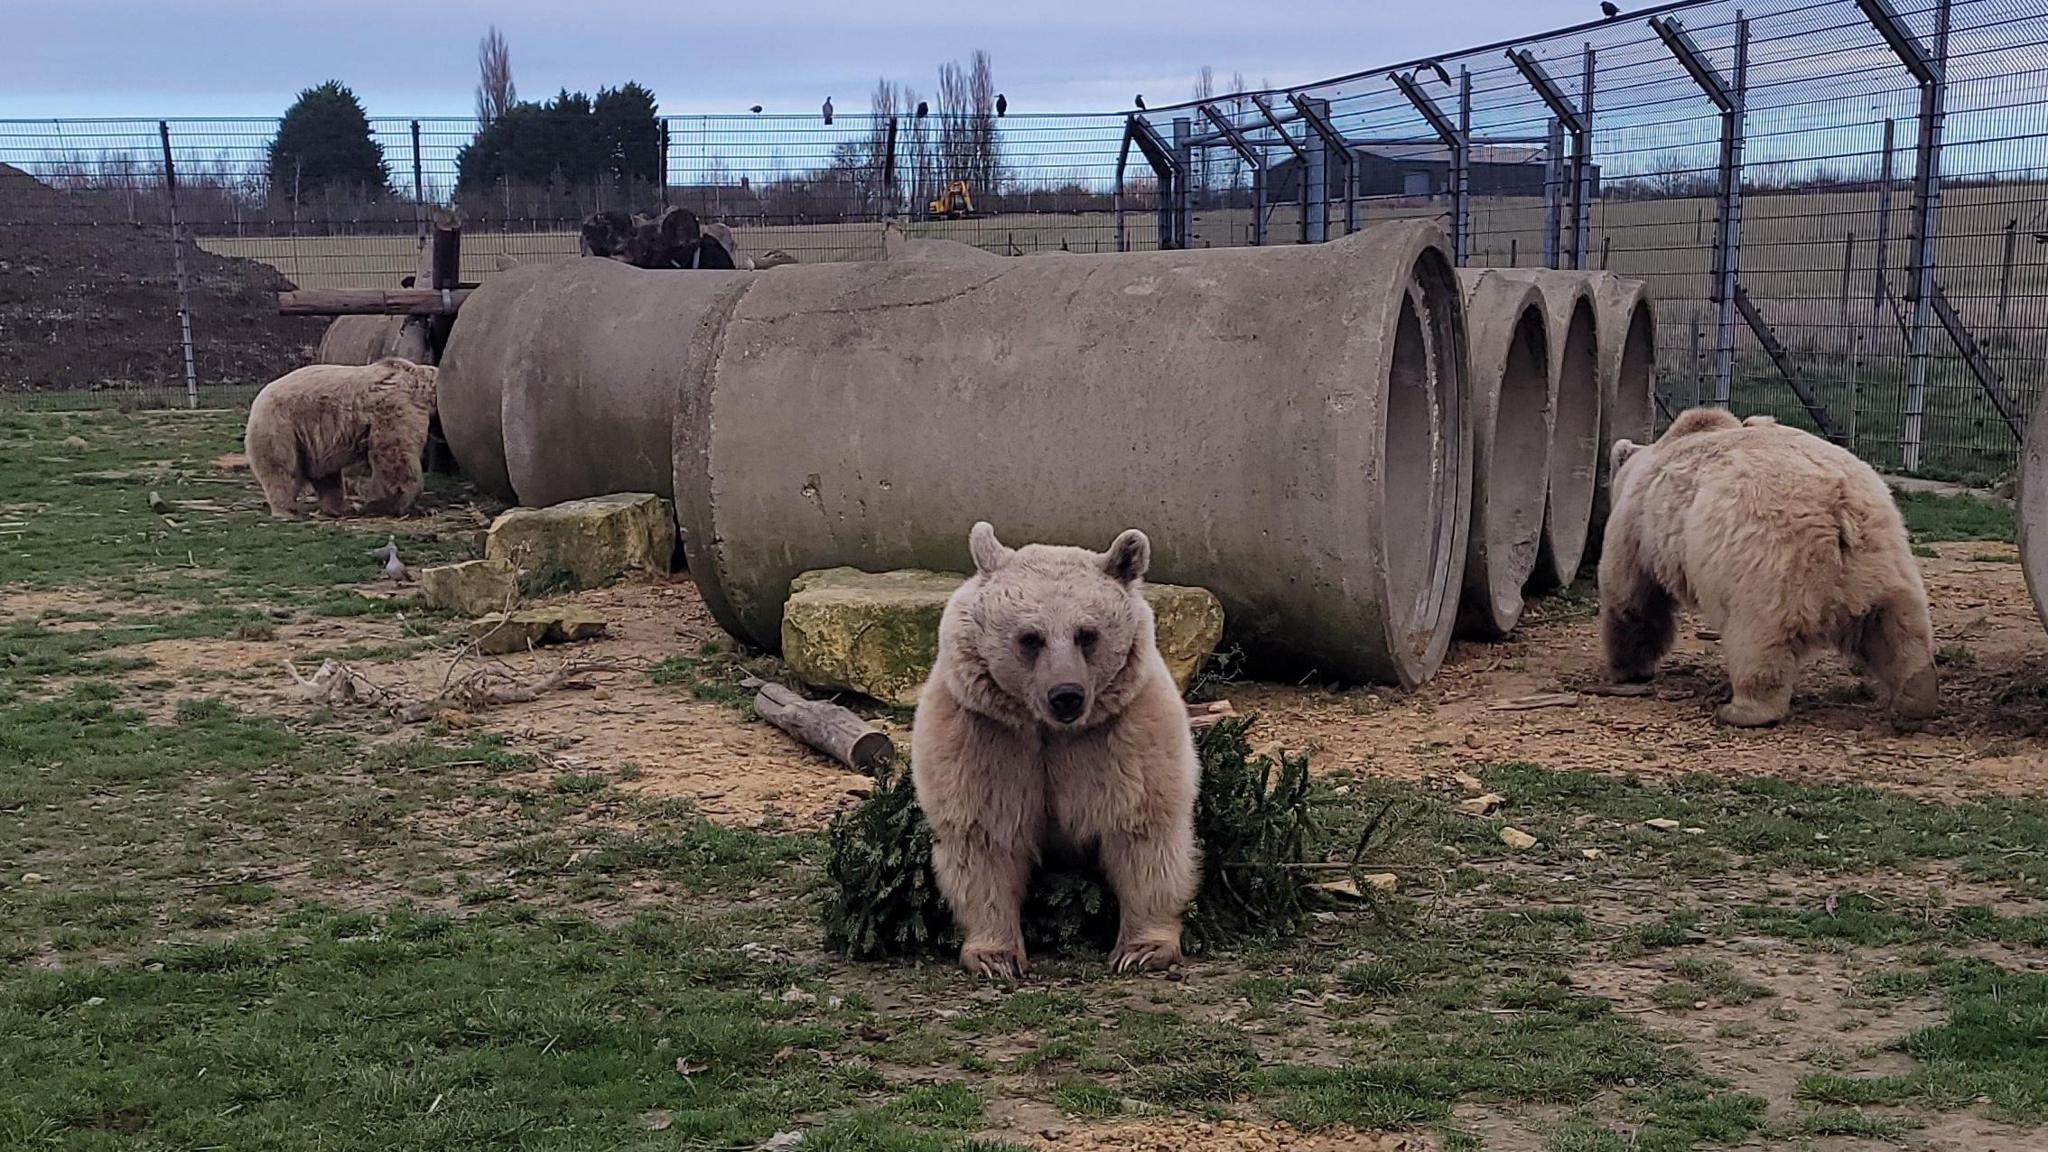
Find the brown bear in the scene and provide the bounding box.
[912,522,1200,979]
[1599,407,1937,729]
[245,357,438,520]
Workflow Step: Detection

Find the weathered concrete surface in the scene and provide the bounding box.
[1454,270,1554,638]
[1496,269,1602,590]
[781,567,1225,705]
[677,220,1473,686]
[484,493,676,590]
[438,259,748,509]
[2020,396,2048,636]
[468,604,608,655]
[418,558,518,616]
[315,316,429,366]
[1585,273,1658,557]
[881,221,1005,264]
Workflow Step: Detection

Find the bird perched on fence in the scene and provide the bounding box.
[749,104,764,114]
[915,100,929,118]
[1601,2,1621,16]
[823,97,834,125]
[1133,94,1147,110]
[1424,60,1452,86]
[996,93,1008,117]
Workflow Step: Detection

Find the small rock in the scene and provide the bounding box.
[1499,826,1539,850]
[20,873,43,884]
[1312,877,1363,900]
[1644,818,1682,832]
[1682,826,1706,836]
[1452,772,1487,794]
[757,1132,805,1152]
[61,435,87,450]
[83,996,105,1007]
[419,558,518,616]
[1580,848,1604,860]
[640,1110,674,1131]
[1362,872,1399,893]
[676,1058,707,1076]
[467,605,608,655]
[779,987,818,1006]
[1459,793,1505,817]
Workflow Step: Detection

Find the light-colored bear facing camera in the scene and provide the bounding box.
[1599,407,1937,730]
[911,521,1201,979]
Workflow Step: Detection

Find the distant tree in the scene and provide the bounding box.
[266,81,389,203]
[475,26,517,128]
[934,50,1001,194]
[456,83,661,191]
[1191,66,1216,203]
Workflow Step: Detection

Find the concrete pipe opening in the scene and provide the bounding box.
[2020,403,2048,639]
[1585,274,1658,558]
[675,218,1473,687]
[1453,270,1554,638]
[1498,270,1602,590]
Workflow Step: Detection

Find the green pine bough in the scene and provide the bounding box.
[822,716,1323,961]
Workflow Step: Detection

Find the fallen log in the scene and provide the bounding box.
[753,680,895,774]
[278,288,473,316]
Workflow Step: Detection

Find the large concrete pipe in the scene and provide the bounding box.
[314,316,427,365]
[1585,273,1658,556]
[2020,399,2048,637]
[1454,270,1555,638]
[1496,270,1601,589]
[495,260,746,509]
[676,220,1474,687]
[434,266,544,500]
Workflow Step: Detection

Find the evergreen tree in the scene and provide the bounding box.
[266,81,389,203]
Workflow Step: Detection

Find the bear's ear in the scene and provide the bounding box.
[969,521,1012,575]
[1610,439,1642,476]
[1102,529,1151,585]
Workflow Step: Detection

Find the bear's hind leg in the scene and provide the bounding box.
[255,469,303,520]
[931,829,1034,979]
[1850,593,1938,731]
[309,474,348,518]
[1100,823,1198,973]
[1717,617,1799,727]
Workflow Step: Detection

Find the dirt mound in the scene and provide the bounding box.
[0,162,325,395]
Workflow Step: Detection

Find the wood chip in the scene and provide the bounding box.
[1581,682,1656,698]
[1644,818,1682,832]
[1452,771,1486,794]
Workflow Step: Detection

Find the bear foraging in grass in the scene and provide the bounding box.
[912,522,1200,978]
[1599,407,1937,729]
[245,357,438,520]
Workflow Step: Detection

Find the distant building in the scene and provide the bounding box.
[1263,144,1597,201]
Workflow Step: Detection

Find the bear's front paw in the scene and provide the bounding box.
[1715,700,1786,728]
[1109,937,1183,974]
[959,940,1028,980]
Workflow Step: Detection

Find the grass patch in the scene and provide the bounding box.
[1894,490,2015,542]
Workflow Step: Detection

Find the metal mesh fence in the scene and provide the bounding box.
[1,0,2041,478]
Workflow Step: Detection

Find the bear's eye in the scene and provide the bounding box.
[1017,631,1045,657]
[1075,627,1099,653]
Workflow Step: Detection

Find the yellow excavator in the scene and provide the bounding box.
[926,181,981,219]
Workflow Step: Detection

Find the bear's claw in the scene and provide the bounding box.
[959,941,1027,981]
[1110,939,1182,974]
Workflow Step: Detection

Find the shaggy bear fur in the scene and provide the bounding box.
[912,522,1201,978]
[245,357,438,519]
[1600,407,1937,729]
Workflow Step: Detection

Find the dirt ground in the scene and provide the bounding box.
[54,538,2046,832]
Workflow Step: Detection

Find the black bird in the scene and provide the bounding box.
[1601,1,1621,16]
[822,96,834,125]
[1134,94,1147,110]
[915,100,929,118]
[1424,59,1452,86]
[996,93,1008,117]
[749,104,763,114]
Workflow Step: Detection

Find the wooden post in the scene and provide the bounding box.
[277,289,472,316]
[1599,234,1611,270]
[1509,237,1518,268]
[1998,217,2018,328]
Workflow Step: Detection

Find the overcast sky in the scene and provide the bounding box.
[5,0,1606,120]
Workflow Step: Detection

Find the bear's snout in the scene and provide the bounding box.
[1046,683,1087,724]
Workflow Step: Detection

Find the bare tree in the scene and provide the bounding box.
[935,50,1001,197]
[475,26,517,128]
[1191,67,1216,204]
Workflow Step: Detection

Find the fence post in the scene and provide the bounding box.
[1856,0,1951,470]
[1652,11,1746,407]
[1574,44,1595,270]
[1172,117,1194,249]
[658,120,671,210]
[411,120,426,256]
[157,121,199,410]
[1304,121,1327,244]
[1457,68,1473,265]
[1543,118,1563,268]
[1997,216,2018,327]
